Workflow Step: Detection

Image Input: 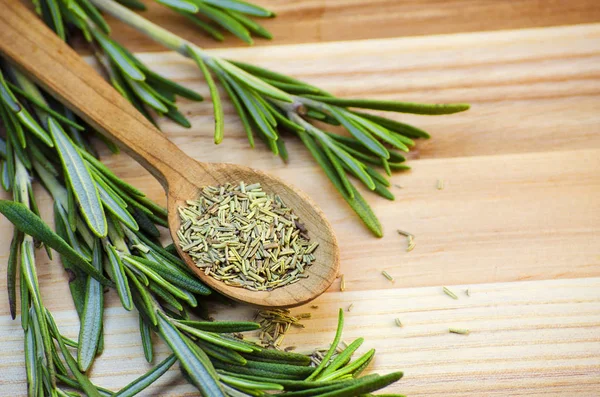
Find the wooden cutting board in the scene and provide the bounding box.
[2,1,600,395]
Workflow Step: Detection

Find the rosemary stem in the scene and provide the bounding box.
[90,0,209,60]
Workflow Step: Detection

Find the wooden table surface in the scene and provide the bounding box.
[2,1,600,395]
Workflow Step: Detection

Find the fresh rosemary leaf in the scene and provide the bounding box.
[195,4,253,44]
[177,320,259,333]
[276,135,289,163]
[241,348,311,366]
[319,337,364,379]
[77,240,104,372]
[261,78,319,95]
[230,61,326,94]
[20,270,30,331]
[139,315,154,363]
[56,374,113,397]
[78,0,111,34]
[224,9,272,39]
[164,107,192,128]
[7,229,23,319]
[9,133,31,170]
[156,311,226,396]
[297,131,382,236]
[216,72,254,147]
[373,179,394,201]
[220,373,284,391]
[187,47,224,144]
[46,0,65,40]
[126,79,169,113]
[96,181,138,230]
[155,0,198,13]
[80,150,145,197]
[225,75,278,140]
[127,255,210,295]
[195,339,248,365]
[318,372,403,397]
[318,348,376,382]
[327,106,389,159]
[0,200,112,284]
[125,267,158,325]
[115,0,147,10]
[114,354,177,397]
[173,322,255,353]
[213,362,304,380]
[308,96,470,115]
[24,325,37,394]
[365,166,390,187]
[352,111,430,139]
[282,375,380,397]
[346,112,410,152]
[7,82,85,131]
[320,143,354,199]
[306,308,344,380]
[106,244,133,310]
[181,14,225,41]
[49,118,107,237]
[1,161,11,191]
[270,108,305,132]
[143,69,203,101]
[313,131,374,190]
[92,31,145,81]
[148,281,184,310]
[202,0,273,17]
[55,203,90,261]
[22,243,56,387]
[46,311,101,397]
[131,207,161,237]
[215,59,293,103]
[243,360,315,377]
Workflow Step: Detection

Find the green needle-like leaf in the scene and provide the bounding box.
[46,311,101,397]
[96,181,138,230]
[202,0,273,17]
[306,308,344,380]
[106,244,133,310]
[327,106,389,159]
[320,143,354,199]
[352,111,431,139]
[219,373,283,391]
[0,200,112,284]
[187,46,224,144]
[77,240,104,372]
[92,30,145,81]
[7,229,23,319]
[156,0,198,12]
[216,73,255,147]
[46,0,65,40]
[318,338,364,379]
[125,267,158,325]
[139,315,154,362]
[156,311,227,396]
[173,321,255,353]
[24,324,38,395]
[182,14,225,41]
[126,79,169,113]
[306,96,470,115]
[114,354,177,397]
[224,10,272,39]
[49,118,107,237]
[215,58,293,103]
[177,320,260,333]
[195,4,253,44]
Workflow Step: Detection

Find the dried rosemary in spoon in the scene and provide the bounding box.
[178,182,318,291]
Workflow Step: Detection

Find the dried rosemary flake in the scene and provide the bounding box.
[340,274,346,292]
[395,318,403,327]
[255,309,308,349]
[177,182,318,291]
[449,328,470,335]
[382,270,394,283]
[465,288,471,297]
[347,303,354,312]
[437,179,445,190]
[443,286,459,300]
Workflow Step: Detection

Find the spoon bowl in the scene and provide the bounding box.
[0,1,340,307]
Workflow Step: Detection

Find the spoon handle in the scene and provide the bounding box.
[0,0,190,189]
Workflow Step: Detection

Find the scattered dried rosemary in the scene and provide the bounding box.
[255,309,311,348]
[177,182,318,291]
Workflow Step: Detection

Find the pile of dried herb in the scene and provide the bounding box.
[255,308,311,347]
[0,58,405,396]
[178,182,318,291]
[30,0,469,236]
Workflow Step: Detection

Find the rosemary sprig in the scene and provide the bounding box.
[1,63,405,395]
[87,0,470,236]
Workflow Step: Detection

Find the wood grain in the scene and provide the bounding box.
[2,278,599,396]
[98,0,600,52]
[1,6,599,396]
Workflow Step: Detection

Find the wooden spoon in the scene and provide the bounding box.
[0,1,339,307]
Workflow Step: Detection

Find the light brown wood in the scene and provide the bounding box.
[93,0,600,52]
[0,2,599,396]
[0,0,340,307]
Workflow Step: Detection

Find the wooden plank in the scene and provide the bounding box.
[128,23,600,160]
[97,0,600,52]
[1,278,599,396]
